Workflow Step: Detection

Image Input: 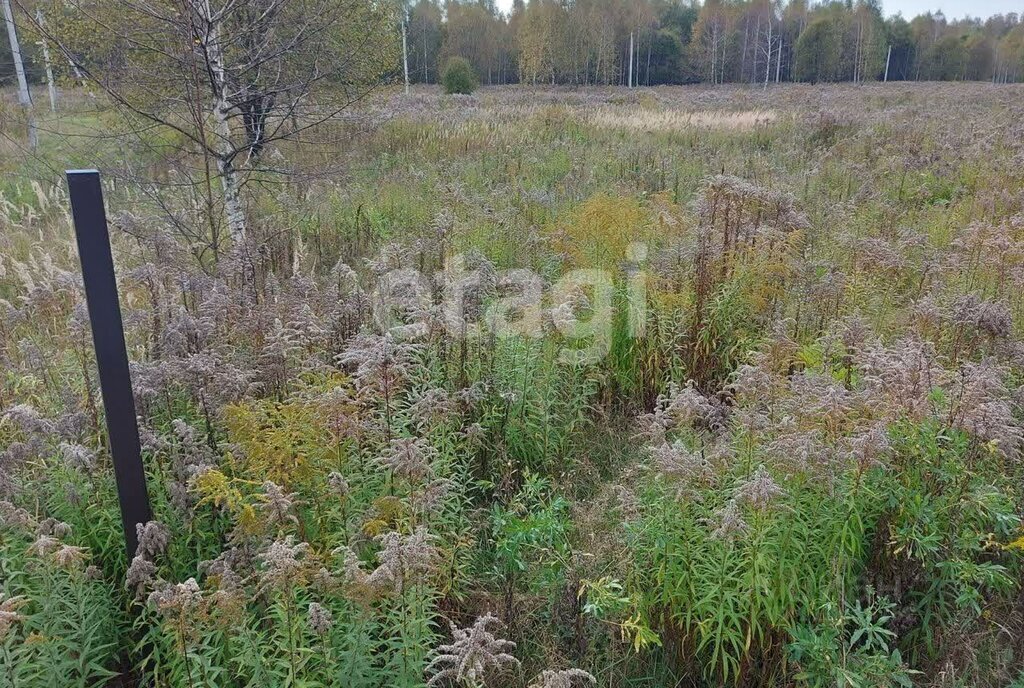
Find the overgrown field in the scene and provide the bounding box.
[2,83,1024,687]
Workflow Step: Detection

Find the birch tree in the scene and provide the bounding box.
[691,0,728,84]
[35,10,55,111]
[31,0,398,254]
[400,0,410,94]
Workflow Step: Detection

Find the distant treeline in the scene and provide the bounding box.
[404,0,1024,86]
[3,0,1021,91]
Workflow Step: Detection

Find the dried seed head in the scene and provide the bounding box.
[411,479,451,515]
[136,521,172,559]
[27,534,60,557]
[368,527,438,592]
[409,387,456,427]
[729,364,777,404]
[36,517,72,538]
[0,593,28,641]
[529,669,597,688]
[844,423,892,471]
[308,602,334,634]
[52,544,89,570]
[147,578,204,617]
[59,443,96,471]
[336,334,418,393]
[377,437,436,483]
[327,472,350,499]
[953,294,1012,339]
[0,500,36,530]
[709,499,749,542]
[125,555,158,598]
[734,465,785,511]
[331,545,370,587]
[650,442,713,500]
[259,481,300,529]
[426,613,520,687]
[257,536,310,593]
[2,404,54,435]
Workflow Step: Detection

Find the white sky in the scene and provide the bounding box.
[880,0,1022,19]
[491,0,1023,21]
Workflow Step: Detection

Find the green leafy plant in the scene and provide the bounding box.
[442,57,478,95]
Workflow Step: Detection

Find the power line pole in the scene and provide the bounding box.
[2,0,37,147]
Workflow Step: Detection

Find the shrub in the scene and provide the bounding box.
[441,57,477,95]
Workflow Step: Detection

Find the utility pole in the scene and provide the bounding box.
[2,0,36,148]
[884,45,892,82]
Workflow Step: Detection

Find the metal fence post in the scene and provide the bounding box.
[66,169,152,559]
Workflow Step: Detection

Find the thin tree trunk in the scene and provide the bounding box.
[36,10,57,112]
[3,0,36,148]
[711,25,718,84]
[204,4,247,243]
[751,19,758,84]
[422,27,428,82]
[884,45,891,82]
[646,38,652,86]
[216,150,246,244]
[854,20,863,83]
[764,20,772,88]
[775,37,782,82]
[628,31,634,87]
[720,24,728,84]
[401,17,410,95]
[743,18,751,82]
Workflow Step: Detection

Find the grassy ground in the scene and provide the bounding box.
[1,83,1024,687]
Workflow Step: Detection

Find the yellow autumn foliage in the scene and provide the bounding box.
[222,397,332,488]
[550,193,652,269]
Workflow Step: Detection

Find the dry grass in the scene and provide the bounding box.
[588,107,780,132]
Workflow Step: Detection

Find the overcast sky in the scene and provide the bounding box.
[879,0,1022,19]
[491,0,1023,21]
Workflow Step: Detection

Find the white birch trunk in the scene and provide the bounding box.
[884,45,892,82]
[3,0,36,148]
[714,24,720,83]
[764,20,772,88]
[775,37,782,83]
[204,3,247,244]
[401,16,410,95]
[36,11,57,112]
[854,20,863,83]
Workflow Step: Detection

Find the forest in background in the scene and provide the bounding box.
[3,0,1024,96]
[403,0,1024,86]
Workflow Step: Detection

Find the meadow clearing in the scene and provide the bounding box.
[1,82,1024,687]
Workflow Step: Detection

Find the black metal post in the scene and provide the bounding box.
[66,169,151,559]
